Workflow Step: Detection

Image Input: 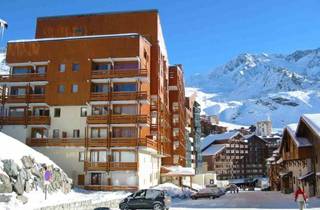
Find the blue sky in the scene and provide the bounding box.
[1,0,320,79]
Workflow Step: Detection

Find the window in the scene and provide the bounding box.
[72,63,80,72]
[53,129,60,138]
[54,108,61,117]
[112,127,137,138]
[33,86,45,94]
[12,67,31,74]
[62,131,67,138]
[91,173,101,185]
[91,128,107,138]
[90,150,107,162]
[71,84,78,93]
[92,84,108,93]
[113,83,137,92]
[79,152,85,162]
[33,107,49,116]
[31,128,48,139]
[36,66,46,74]
[73,129,80,138]
[58,85,65,93]
[10,87,26,96]
[93,62,112,71]
[80,107,87,117]
[59,64,66,72]
[114,62,139,70]
[9,107,25,117]
[113,105,137,115]
[92,106,108,115]
[112,151,136,162]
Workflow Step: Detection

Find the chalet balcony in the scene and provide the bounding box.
[89,91,148,102]
[84,185,138,191]
[0,73,47,83]
[91,69,148,79]
[87,138,108,147]
[110,162,138,171]
[84,161,109,171]
[5,94,45,103]
[86,137,157,149]
[87,114,149,124]
[0,115,50,125]
[26,138,85,147]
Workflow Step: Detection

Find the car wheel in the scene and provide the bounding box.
[120,204,129,210]
[153,203,164,210]
[210,196,215,199]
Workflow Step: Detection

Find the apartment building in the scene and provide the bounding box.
[256,120,272,137]
[0,10,180,191]
[269,114,320,197]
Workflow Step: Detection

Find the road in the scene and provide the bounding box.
[170,191,320,210]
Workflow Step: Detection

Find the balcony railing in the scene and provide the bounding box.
[84,161,109,171]
[5,94,45,103]
[91,69,147,79]
[26,138,85,147]
[110,162,138,171]
[90,91,148,101]
[0,115,50,125]
[84,185,138,191]
[87,114,149,124]
[0,73,47,83]
[86,137,158,149]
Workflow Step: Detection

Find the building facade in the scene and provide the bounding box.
[256,120,272,137]
[0,10,186,191]
[269,114,320,197]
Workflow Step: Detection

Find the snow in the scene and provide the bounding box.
[286,124,312,147]
[162,166,195,176]
[152,183,194,199]
[201,131,239,151]
[0,51,9,75]
[170,191,320,210]
[302,114,320,136]
[1,188,129,210]
[298,172,314,180]
[0,132,57,168]
[186,48,320,128]
[8,33,140,43]
[201,144,226,156]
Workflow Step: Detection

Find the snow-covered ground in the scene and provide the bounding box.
[170,191,320,210]
[1,188,129,210]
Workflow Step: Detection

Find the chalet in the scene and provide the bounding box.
[273,114,320,197]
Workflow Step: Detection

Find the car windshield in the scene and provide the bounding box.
[199,188,212,193]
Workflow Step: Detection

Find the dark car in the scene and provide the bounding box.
[191,188,219,200]
[119,189,171,210]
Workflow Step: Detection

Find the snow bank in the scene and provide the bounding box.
[0,132,56,168]
[152,183,194,199]
[162,166,195,176]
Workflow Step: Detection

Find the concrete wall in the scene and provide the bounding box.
[1,125,28,143]
[138,152,160,189]
[35,147,85,185]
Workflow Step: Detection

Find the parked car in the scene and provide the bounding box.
[119,189,171,210]
[191,188,220,200]
[211,187,226,197]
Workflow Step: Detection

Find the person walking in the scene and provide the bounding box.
[43,166,52,200]
[294,186,307,210]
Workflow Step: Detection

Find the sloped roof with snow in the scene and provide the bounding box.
[286,123,312,147]
[201,144,226,156]
[302,114,320,137]
[201,131,240,151]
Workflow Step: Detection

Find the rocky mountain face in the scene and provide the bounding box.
[187,48,320,128]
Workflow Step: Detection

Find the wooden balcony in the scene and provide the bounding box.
[87,115,149,124]
[0,115,50,125]
[5,94,45,103]
[84,185,138,191]
[0,73,47,83]
[139,138,158,150]
[110,137,138,147]
[84,161,109,171]
[87,138,108,147]
[91,69,147,79]
[26,138,85,147]
[89,91,148,101]
[110,162,138,171]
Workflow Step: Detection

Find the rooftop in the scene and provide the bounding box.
[37,9,158,20]
[201,131,240,151]
[286,124,312,147]
[302,114,320,137]
[201,144,226,156]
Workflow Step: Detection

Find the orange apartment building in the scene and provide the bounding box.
[0,10,188,191]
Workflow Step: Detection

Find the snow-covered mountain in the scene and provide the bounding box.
[187,48,320,128]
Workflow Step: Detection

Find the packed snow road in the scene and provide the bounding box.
[169,191,320,210]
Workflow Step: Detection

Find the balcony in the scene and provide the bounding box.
[89,91,148,102]
[84,161,109,171]
[91,69,147,79]
[5,94,45,103]
[87,114,149,124]
[110,162,138,171]
[0,115,50,125]
[84,185,138,191]
[87,138,108,147]
[0,73,47,83]
[86,137,157,149]
[26,138,85,147]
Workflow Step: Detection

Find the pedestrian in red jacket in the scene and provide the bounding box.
[295,186,307,210]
